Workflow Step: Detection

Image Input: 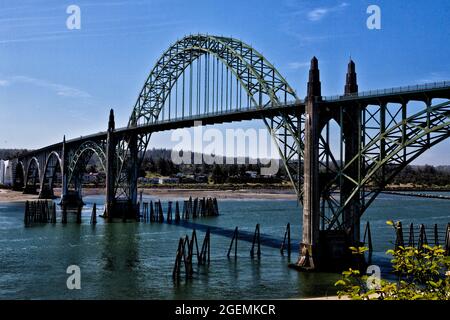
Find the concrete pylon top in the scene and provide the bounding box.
[108,109,115,131]
[345,59,358,95]
[307,56,321,99]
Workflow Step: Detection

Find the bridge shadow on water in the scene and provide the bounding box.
[165,219,300,252]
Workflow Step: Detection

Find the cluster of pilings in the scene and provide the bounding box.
[173,228,211,280]
[394,222,450,254]
[24,200,57,226]
[182,197,219,219]
[24,201,98,225]
[138,197,219,223]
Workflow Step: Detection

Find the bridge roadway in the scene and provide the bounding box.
[20,81,450,159]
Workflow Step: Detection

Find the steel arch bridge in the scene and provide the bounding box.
[11,34,450,270]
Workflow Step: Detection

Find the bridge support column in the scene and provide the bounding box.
[128,132,139,219]
[60,136,83,207]
[296,57,322,270]
[61,135,68,200]
[342,60,362,245]
[105,109,116,222]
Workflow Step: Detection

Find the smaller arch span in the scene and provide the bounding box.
[67,141,107,190]
[24,157,41,194]
[39,151,63,199]
[13,161,25,191]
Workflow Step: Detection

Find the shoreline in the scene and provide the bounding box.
[0,187,298,203]
[3,184,450,203]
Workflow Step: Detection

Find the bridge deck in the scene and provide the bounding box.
[17,81,450,159]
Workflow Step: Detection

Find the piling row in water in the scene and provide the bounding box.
[139,197,219,223]
[383,191,450,200]
[24,200,100,226]
[24,200,56,226]
[183,197,219,219]
[172,223,296,279]
[394,221,450,254]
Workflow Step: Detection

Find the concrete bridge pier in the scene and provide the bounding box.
[60,136,84,207]
[294,58,364,271]
[102,109,139,221]
[342,60,362,246]
[296,57,321,270]
[128,131,139,219]
[104,109,116,222]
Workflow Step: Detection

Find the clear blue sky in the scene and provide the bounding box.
[0,0,449,164]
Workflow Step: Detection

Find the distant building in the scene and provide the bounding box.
[0,160,5,185]
[158,177,179,184]
[245,171,258,178]
[180,175,196,183]
[82,172,105,184]
[195,175,208,183]
[4,160,13,186]
[138,177,160,184]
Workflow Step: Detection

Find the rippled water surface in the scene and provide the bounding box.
[0,192,449,299]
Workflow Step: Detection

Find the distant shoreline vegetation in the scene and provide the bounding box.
[2,148,450,189]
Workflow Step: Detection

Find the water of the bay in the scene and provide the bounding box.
[0,192,449,299]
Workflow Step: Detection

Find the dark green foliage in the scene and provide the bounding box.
[335,245,450,300]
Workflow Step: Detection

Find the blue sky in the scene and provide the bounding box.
[0,0,449,164]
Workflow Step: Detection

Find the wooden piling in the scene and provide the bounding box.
[193,198,198,218]
[227,227,238,258]
[434,224,439,246]
[199,228,211,265]
[90,203,97,225]
[136,201,140,222]
[395,221,404,249]
[212,197,219,216]
[158,200,164,222]
[280,223,291,256]
[250,224,261,258]
[24,201,30,226]
[172,237,185,280]
[418,224,427,250]
[62,205,67,224]
[175,201,180,223]
[76,204,82,224]
[51,202,57,224]
[150,201,155,222]
[362,221,373,264]
[188,230,200,272]
[408,223,415,247]
[445,223,450,255]
[167,201,173,223]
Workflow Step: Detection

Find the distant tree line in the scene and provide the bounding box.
[391,165,450,186]
[3,148,450,186]
[0,149,29,160]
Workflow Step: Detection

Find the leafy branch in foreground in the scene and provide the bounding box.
[335,244,450,300]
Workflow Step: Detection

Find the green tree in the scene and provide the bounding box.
[212,164,225,184]
[335,245,450,300]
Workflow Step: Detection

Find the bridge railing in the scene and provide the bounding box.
[117,100,303,131]
[322,81,450,102]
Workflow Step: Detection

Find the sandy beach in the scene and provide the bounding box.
[0,187,297,203]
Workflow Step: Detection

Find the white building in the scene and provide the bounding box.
[158,177,179,184]
[4,160,13,186]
